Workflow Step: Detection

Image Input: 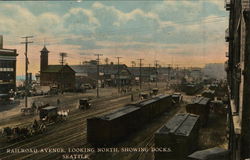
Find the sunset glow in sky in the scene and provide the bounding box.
[0,0,228,76]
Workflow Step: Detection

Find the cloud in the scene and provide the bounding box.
[63,8,100,34]
[0,1,228,75]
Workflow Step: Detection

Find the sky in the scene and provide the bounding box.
[0,0,228,76]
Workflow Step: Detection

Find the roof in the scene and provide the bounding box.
[100,105,140,120]
[70,64,130,75]
[188,147,229,159]
[42,65,75,73]
[42,106,57,110]
[157,113,199,136]
[40,46,49,53]
[191,97,210,105]
[0,48,18,56]
[128,67,157,76]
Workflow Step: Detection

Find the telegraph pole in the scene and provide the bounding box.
[95,54,103,98]
[148,64,151,88]
[168,64,171,81]
[59,52,67,66]
[59,52,67,92]
[155,60,159,87]
[115,57,122,93]
[21,36,33,108]
[137,59,143,90]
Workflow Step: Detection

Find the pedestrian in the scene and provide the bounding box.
[131,93,134,102]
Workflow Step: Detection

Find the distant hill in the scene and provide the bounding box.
[203,63,226,80]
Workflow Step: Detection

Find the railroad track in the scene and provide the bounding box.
[0,87,167,160]
[0,94,134,160]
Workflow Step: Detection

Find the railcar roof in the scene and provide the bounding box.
[191,97,210,105]
[139,98,158,106]
[188,147,229,159]
[157,113,199,137]
[101,105,140,120]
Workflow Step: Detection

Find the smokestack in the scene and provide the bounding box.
[0,35,3,49]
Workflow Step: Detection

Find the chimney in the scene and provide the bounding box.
[0,35,3,49]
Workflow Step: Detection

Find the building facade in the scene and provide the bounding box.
[128,67,157,83]
[0,36,18,94]
[70,63,132,88]
[225,0,250,159]
[39,46,75,90]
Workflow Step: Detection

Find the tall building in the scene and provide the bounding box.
[40,46,49,72]
[0,35,18,94]
[225,0,250,159]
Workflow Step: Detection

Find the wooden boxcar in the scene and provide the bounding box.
[210,100,226,115]
[154,113,200,160]
[87,94,172,146]
[136,94,172,122]
[186,97,211,127]
[201,90,215,100]
[172,93,183,104]
[187,147,229,160]
[182,83,203,95]
[87,105,141,145]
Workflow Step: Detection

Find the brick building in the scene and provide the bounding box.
[39,46,75,90]
[225,0,250,159]
[0,35,18,94]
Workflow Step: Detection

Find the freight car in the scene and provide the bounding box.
[136,94,173,122]
[182,83,204,95]
[87,105,141,145]
[186,97,211,127]
[172,93,183,104]
[201,90,215,100]
[154,113,200,160]
[187,147,229,160]
[87,94,172,146]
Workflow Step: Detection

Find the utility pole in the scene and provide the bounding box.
[115,57,122,93]
[148,64,151,88]
[168,64,171,81]
[59,52,67,93]
[137,59,143,90]
[155,60,159,88]
[59,52,67,66]
[95,54,103,98]
[21,36,33,108]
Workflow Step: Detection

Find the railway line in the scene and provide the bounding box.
[0,86,171,160]
[0,93,137,160]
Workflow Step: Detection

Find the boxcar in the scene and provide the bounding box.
[182,83,203,95]
[137,94,172,122]
[201,90,215,100]
[187,147,229,160]
[210,100,226,115]
[186,97,211,127]
[154,113,200,160]
[172,93,183,104]
[87,105,141,145]
[87,94,172,146]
